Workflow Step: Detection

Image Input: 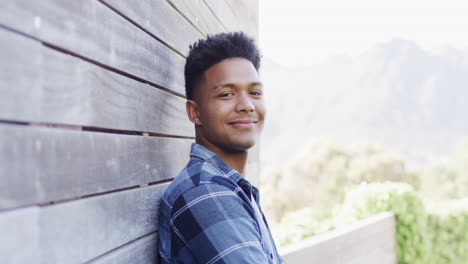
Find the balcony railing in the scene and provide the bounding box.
[280,212,396,264]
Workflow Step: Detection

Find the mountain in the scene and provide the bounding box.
[260,39,468,168]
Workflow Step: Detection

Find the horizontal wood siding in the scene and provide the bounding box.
[0,183,167,263]
[224,0,259,38]
[100,0,202,56]
[0,123,191,210]
[88,234,159,264]
[0,0,186,95]
[0,207,40,264]
[0,0,258,262]
[166,0,226,35]
[204,0,241,32]
[0,29,192,136]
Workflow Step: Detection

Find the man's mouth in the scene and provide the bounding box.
[227,118,257,129]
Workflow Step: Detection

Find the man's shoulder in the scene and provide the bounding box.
[161,158,238,208]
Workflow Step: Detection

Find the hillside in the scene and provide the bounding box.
[260,39,468,167]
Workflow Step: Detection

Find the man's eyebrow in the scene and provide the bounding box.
[250,81,263,88]
[212,81,263,90]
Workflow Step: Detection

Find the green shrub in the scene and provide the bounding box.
[336,182,468,264]
[272,207,335,246]
[275,182,468,264]
[260,140,418,224]
[424,200,468,264]
[337,182,430,263]
[261,139,468,226]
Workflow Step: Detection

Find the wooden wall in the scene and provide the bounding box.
[0,1,258,263]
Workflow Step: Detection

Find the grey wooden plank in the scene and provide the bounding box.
[224,0,259,38]
[280,212,397,264]
[0,183,167,263]
[0,207,40,264]
[38,183,168,264]
[0,0,185,95]
[0,28,193,137]
[0,123,192,210]
[87,233,159,264]
[204,0,241,31]
[102,0,202,56]
[166,0,226,35]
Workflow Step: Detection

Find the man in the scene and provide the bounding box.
[159,32,284,264]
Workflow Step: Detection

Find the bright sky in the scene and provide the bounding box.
[259,0,468,67]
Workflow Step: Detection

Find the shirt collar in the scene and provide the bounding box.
[190,143,243,182]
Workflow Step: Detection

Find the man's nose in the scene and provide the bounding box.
[235,93,255,112]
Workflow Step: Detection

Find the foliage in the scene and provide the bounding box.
[337,182,429,263]
[273,182,468,264]
[260,138,468,224]
[424,200,468,263]
[260,138,468,262]
[260,139,416,223]
[417,138,468,201]
[271,207,339,247]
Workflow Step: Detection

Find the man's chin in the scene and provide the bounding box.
[228,141,256,152]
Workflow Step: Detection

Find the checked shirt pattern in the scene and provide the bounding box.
[158,143,285,263]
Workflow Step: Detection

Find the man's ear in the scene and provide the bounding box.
[186,100,202,126]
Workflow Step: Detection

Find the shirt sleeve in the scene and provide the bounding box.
[169,183,271,264]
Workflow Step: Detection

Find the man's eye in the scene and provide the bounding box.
[250,91,262,96]
[219,92,234,97]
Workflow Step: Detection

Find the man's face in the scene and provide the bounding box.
[188,57,265,152]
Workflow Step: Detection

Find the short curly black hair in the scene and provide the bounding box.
[184,31,261,100]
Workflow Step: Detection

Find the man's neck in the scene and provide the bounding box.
[195,139,248,175]
[215,149,248,175]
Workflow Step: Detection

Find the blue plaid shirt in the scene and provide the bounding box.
[158,143,285,263]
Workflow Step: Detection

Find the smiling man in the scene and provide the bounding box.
[158,32,284,264]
